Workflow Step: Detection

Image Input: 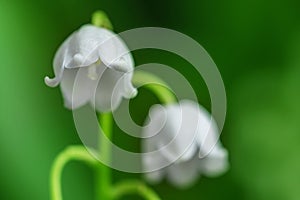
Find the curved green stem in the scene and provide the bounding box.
[50,146,98,200]
[111,180,161,200]
[132,71,177,104]
[97,112,113,200]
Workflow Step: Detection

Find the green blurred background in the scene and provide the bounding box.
[1,0,300,199]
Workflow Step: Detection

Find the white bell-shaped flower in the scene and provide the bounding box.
[142,100,229,188]
[45,24,137,112]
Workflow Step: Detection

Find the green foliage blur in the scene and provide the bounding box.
[0,0,299,199]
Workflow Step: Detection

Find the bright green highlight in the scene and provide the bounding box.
[50,146,98,200]
[92,10,113,30]
[112,180,161,200]
[132,70,177,104]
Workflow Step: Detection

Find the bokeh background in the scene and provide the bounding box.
[1,0,300,199]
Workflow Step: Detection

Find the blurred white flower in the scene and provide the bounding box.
[142,100,229,188]
[45,24,137,112]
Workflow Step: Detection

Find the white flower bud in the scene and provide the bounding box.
[142,100,229,188]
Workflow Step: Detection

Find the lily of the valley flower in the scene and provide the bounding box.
[142,100,229,188]
[45,25,137,112]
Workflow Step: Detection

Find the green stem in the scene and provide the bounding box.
[106,71,175,200]
[50,146,98,200]
[97,112,113,200]
[92,11,114,200]
[111,180,161,200]
[92,10,113,30]
[132,71,177,104]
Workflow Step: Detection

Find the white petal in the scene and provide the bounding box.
[167,157,200,188]
[64,25,106,68]
[122,72,137,98]
[63,25,135,72]
[142,127,167,184]
[161,101,199,162]
[45,32,74,87]
[94,28,134,72]
[143,101,200,163]
[142,100,229,187]
[46,24,135,88]
[198,146,229,177]
[189,102,221,158]
[142,152,166,184]
[109,56,133,73]
[60,68,95,110]
[92,66,135,112]
[144,170,164,184]
[143,104,167,138]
